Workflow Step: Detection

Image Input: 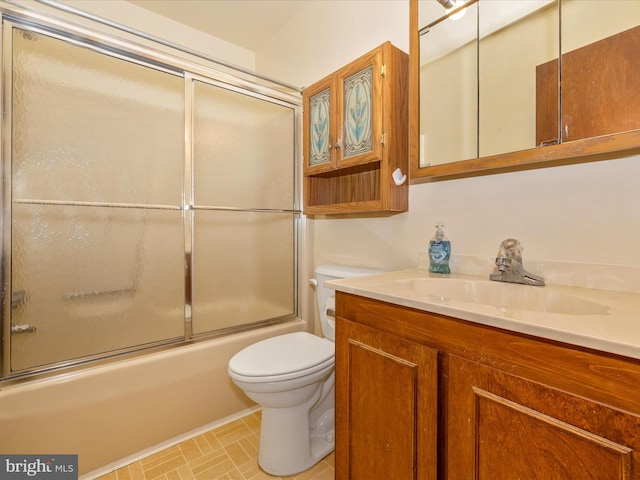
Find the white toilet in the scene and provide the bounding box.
[228,264,381,476]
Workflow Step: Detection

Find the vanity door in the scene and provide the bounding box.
[447,354,640,479]
[336,318,438,480]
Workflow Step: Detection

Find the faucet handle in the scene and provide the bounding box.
[498,238,523,263]
[492,238,545,286]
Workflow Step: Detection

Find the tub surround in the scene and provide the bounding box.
[0,320,304,475]
[328,256,640,360]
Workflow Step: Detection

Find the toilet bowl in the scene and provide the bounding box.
[228,264,382,476]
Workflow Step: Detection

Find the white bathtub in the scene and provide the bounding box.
[0,320,304,475]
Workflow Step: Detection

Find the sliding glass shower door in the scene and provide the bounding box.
[191,80,296,335]
[9,28,186,372]
[3,21,300,378]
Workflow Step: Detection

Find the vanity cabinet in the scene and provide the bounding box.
[302,41,408,215]
[335,292,640,479]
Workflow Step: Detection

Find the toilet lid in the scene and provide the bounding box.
[228,332,334,378]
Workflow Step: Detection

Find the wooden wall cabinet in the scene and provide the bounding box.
[335,292,640,479]
[303,42,409,215]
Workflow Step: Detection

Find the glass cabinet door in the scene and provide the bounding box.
[336,47,384,168]
[303,77,335,175]
[308,87,332,169]
[342,66,373,158]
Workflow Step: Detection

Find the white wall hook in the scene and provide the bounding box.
[392,167,407,186]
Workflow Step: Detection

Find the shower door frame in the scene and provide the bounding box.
[0,5,303,382]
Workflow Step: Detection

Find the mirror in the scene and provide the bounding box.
[418,0,559,167]
[410,0,640,181]
[419,1,478,167]
[478,1,558,158]
[557,0,640,142]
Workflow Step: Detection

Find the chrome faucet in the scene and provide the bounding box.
[489,239,545,286]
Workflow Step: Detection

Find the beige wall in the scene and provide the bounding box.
[257,0,640,287]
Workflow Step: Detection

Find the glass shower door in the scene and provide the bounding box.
[9,28,186,372]
[191,79,297,335]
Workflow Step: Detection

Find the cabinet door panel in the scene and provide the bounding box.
[336,319,438,480]
[303,77,336,175]
[342,66,373,159]
[308,87,332,168]
[349,340,417,478]
[336,48,384,168]
[448,354,639,479]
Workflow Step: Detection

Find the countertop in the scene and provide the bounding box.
[327,269,640,361]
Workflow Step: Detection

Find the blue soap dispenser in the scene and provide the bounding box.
[428,223,451,274]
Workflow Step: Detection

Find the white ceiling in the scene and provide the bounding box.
[126,0,306,51]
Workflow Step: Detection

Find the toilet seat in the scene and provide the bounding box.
[228,332,334,383]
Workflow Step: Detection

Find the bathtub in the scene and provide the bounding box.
[0,320,304,476]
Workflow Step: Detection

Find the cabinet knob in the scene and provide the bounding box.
[334,139,342,149]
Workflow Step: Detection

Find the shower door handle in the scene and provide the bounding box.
[11,324,37,335]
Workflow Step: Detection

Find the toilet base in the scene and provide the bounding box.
[258,407,335,476]
[257,382,335,476]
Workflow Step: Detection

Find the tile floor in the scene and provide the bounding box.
[95,411,335,480]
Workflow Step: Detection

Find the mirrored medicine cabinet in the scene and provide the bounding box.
[409,0,640,182]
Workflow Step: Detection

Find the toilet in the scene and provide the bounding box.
[228,264,382,476]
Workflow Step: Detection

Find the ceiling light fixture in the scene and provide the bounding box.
[441,0,468,20]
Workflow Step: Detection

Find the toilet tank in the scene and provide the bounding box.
[314,265,383,341]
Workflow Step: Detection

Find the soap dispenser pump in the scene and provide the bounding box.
[428,223,451,274]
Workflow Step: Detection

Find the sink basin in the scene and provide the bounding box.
[394,277,609,315]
